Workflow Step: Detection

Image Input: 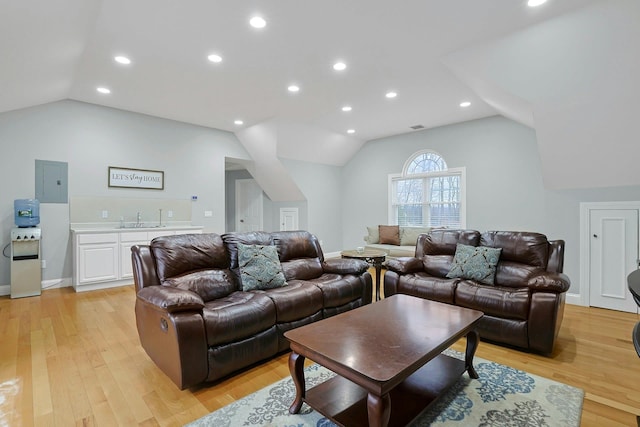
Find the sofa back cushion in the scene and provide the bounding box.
[480,231,549,268]
[480,231,550,288]
[150,233,236,301]
[418,229,481,277]
[272,231,324,280]
[151,233,229,279]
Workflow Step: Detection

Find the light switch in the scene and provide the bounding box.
[167,210,173,218]
[101,210,109,218]
[204,210,213,217]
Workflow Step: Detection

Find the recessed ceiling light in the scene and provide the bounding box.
[385,91,397,99]
[460,101,471,107]
[208,54,222,63]
[250,16,267,28]
[333,62,347,71]
[234,120,244,125]
[288,85,300,93]
[96,87,111,94]
[341,106,352,112]
[114,56,131,65]
[527,0,547,6]
[347,129,355,134]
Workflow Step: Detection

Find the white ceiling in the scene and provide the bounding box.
[2,0,638,188]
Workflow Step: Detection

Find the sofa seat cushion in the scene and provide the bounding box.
[254,281,323,323]
[455,281,530,321]
[395,273,458,304]
[203,292,276,346]
[308,274,365,308]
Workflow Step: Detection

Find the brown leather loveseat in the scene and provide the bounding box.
[132,230,372,389]
[384,229,570,354]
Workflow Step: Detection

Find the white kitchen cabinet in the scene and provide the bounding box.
[119,232,149,280]
[72,227,203,292]
[75,233,119,288]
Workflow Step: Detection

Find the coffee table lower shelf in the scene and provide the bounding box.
[304,354,466,427]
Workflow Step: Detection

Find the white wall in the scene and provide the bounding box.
[282,159,343,252]
[341,115,640,300]
[0,100,250,286]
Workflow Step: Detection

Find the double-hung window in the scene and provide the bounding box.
[388,150,466,228]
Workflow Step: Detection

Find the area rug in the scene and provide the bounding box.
[186,350,583,427]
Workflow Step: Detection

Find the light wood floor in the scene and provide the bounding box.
[1,284,639,426]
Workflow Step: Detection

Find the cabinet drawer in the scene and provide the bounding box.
[148,230,174,240]
[120,231,148,242]
[77,233,118,244]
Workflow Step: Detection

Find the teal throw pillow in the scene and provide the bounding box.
[238,243,287,291]
[446,244,502,285]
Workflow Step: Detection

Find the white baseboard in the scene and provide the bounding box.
[565,292,585,306]
[0,277,73,296]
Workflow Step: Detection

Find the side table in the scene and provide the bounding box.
[341,249,386,301]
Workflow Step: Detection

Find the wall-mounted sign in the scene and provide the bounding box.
[108,166,164,190]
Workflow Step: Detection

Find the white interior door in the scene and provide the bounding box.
[589,208,639,313]
[235,179,263,232]
[280,208,299,231]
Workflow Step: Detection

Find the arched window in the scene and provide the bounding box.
[389,150,465,228]
[404,150,447,175]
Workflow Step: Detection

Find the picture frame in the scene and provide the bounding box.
[108,166,164,190]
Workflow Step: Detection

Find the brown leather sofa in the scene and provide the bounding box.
[132,230,372,389]
[384,229,570,354]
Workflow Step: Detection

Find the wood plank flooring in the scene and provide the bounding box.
[1,284,639,426]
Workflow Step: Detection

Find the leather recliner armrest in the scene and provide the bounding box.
[136,285,205,313]
[323,258,370,275]
[384,257,423,274]
[527,272,571,293]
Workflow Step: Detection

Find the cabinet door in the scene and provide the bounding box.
[120,241,148,279]
[78,243,119,284]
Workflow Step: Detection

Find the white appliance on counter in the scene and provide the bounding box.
[11,227,42,298]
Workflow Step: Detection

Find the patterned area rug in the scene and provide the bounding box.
[186,350,583,427]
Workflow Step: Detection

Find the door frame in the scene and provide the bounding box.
[579,201,640,307]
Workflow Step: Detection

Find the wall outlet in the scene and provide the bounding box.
[101,210,109,218]
[204,210,213,217]
[41,260,46,269]
[191,195,198,201]
[167,210,173,218]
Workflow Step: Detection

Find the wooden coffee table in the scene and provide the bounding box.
[284,294,483,427]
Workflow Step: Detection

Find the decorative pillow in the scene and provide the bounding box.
[237,243,287,291]
[379,225,400,245]
[446,244,502,285]
[400,227,431,246]
[366,226,380,244]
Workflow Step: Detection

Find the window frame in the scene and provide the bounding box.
[387,150,466,228]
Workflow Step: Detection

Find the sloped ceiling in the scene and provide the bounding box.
[1,0,637,189]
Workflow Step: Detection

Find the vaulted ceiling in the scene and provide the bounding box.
[2,0,638,189]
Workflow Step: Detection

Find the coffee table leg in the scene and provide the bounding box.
[367,392,391,427]
[465,330,480,379]
[288,351,306,414]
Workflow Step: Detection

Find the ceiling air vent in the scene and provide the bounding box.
[410,124,424,130]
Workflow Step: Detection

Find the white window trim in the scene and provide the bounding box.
[387,167,467,228]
